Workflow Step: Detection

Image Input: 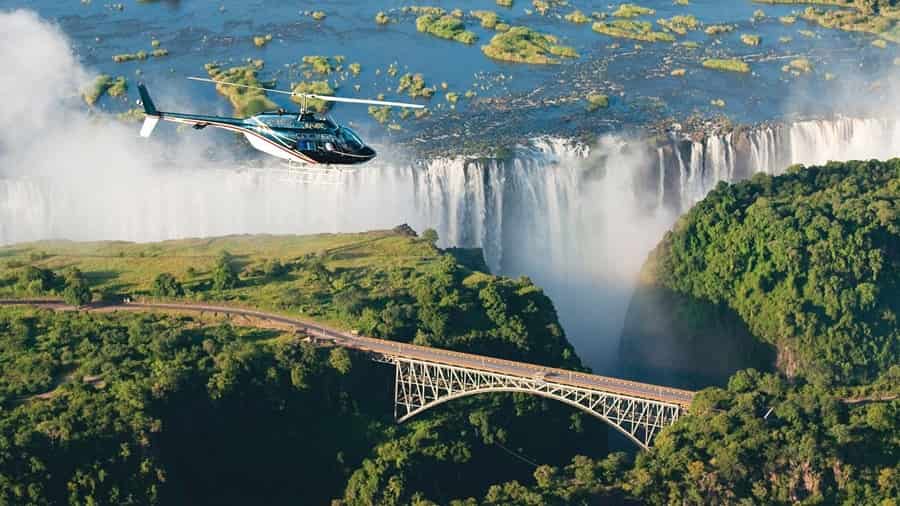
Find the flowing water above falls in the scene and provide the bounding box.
[2,117,900,373]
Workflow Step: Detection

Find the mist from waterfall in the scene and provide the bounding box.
[4,10,900,374]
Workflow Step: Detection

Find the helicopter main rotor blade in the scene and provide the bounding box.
[187,76,296,96]
[189,76,425,109]
[301,94,425,109]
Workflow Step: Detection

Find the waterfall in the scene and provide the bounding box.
[656,117,900,213]
[3,117,900,373]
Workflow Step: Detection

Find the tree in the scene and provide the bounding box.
[151,273,184,297]
[421,228,439,246]
[328,347,352,374]
[212,252,238,291]
[62,268,92,306]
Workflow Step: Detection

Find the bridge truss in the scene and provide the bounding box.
[388,357,684,450]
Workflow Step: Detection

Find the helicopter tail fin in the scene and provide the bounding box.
[137,83,160,138]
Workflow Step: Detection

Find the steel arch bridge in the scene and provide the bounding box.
[388,357,685,450]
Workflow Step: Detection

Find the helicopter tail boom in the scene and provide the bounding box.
[137,84,160,138]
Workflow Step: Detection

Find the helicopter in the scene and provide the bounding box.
[136,78,424,166]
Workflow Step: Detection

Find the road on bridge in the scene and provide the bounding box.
[0,299,695,408]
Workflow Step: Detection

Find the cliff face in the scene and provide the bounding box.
[620,159,900,388]
[619,257,775,389]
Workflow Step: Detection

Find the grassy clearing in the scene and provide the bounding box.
[702,58,751,73]
[656,14,699,35]
[0,230,491,335]
[481,26,578,64]
[593,20,676,42]
[205,61,278,117]
[612,3,655,18]
[416,14,478,44]
[290,81,334,113]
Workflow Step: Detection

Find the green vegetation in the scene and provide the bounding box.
[564,9,591,24]
[532,0,550,15]
[204,61,278,117]
[593,20,676,42]
[784,57,814,73]
[472,10,504,29]
[799,28,817,37]
[290,80,334,113]
[702,57,751,73]
[497,0,513,6]
[112,50,147,63]
[150,48,168,57]
[300,55,345,75]
[586,92,609,111]
[368,105,392,123]
[741,33,762,45]
[795,3,900,43]
[445,91,459,104]
[656,14,699,34]
[482,26,579,64]
[0,232,598,504]
[348,62,361,76]
[82,75,126,106]
[478,369,899,504]
[116,107,144,122]
[415,14,478,44]
[612,3,656,18]
[704,23,736,35]
[310,10,326,20]
[253,34,272,47]
[396,73,435,98]
[780,14,797,23]
[873,37,889,46]
[402,6,445,15]
[670,68,687,76]
[710,98,726,107]
[375,11,391,24]
[638,159,900,386]
[752,8,767,20]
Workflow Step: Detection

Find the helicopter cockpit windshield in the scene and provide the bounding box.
[338,126,364,150]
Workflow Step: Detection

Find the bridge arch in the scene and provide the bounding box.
[391,358,684,450]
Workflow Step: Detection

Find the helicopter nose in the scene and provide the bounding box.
[361,145,376,159]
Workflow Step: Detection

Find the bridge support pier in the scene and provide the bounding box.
[389,357,684,450]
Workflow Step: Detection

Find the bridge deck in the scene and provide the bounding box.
[0,300,695,408]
